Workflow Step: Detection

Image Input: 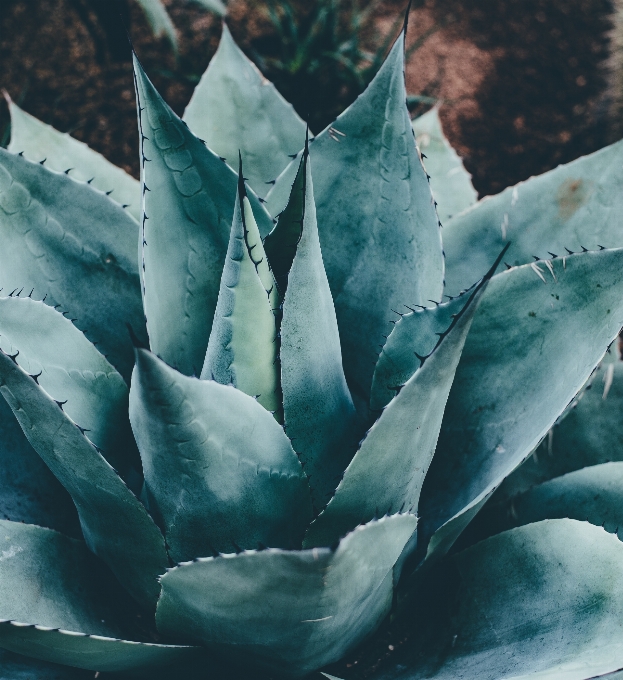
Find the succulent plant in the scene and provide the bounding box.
[3,8,623,680]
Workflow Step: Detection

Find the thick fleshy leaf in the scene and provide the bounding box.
[418,249,623,564]
[0,296,136,475]
[369,520,623,680]
[469,462,623,543]
[156,514,417,677]
[183,25,305,195]
[130,349,311,561]
[7,99,140,221]
[202,172,281,417]
[0,348,168,610]
[412,107,477,222]
[135,0,178,52]
[266,32,443,411]
[0,148,145,382]
[0,394,79,536]
[496,348,623,500]
[274,151,357,510]
[133,54,273,376]
[304,269,488,549]
[443,139,623,296]
[0,521,196,673]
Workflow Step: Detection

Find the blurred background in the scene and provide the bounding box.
[0,0,619,197]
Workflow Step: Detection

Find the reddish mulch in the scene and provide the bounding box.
[0,0,616,197]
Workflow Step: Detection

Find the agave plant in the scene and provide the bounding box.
[3,8,623,680]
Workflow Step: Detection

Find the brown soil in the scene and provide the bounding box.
[0,0,615,197]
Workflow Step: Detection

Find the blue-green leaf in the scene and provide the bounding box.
[0,148,145,382]
[201,170,281,418]
[130,349,311,561]
[0,521,197,673]
[183,25,305,195]
[304,266,489,549]
[135,0,178,53]
[370,520,623,680]
[133,54,274,376]
[0,296,136,476]
[443,139,623,296]
[418,249,623,564]
[7,99,140,221]
[412,107,477,222]
[0,348,168,610]
[0,649,89,679]
[266,32,443,411]
[156,514,416,676]
[273,150,357,510]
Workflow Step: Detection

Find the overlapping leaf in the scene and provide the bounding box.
[183,25,305,195]
[443,139,623,296]
[131,349,312,561]
[0,348,168,610]
[0,149,145,381]
[156,515,416,676]
[7,99,141,221]
[133,54,273,376]
[266,31,443,411]
[418,249,623,564]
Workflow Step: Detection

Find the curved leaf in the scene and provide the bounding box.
[202,171,281,417]
[0,521,196,673]
[418,249,623,564]
[443,139,623,296]
[130,349,312,561]
[0,394,79,536]
[0,148,145,382]
[496,350,623,500]
[275,150,357,510]
[183,25,305,195]
[133,54,273,376]
[0,296,137,475]
[412,107,477,222]
[0,348,168,610]
[266,32,443,411]
[471,462,623,543]
[370,520,623,680]
[156,514,416,676]
[7,99,140,221]
[0,649,89,679]
[304,269,488,549]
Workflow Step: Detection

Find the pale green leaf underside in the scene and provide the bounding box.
[279,154,357,511]
[130,350,311,561]
[304,278,486,549]
[0,521,195,673]
[183,25,305,195]
[443,139,623,296]
[0,296,134,474]
[412,107,477,222]
[0,349,168,610]
[202,190,281,417]
[0,148,146,382]
[419,249,623,564]
[266,33,443,412]
[7,100,141,221]
[156,514,416,677]
[496,351,623,500]
[374,520,623,680]
[135,0,178,52]
[133,55,273,376]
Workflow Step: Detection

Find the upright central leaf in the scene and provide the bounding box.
[132,54,273,376]
[266,148,358,511]
[266,31,443,411]
[202,165,281,418]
